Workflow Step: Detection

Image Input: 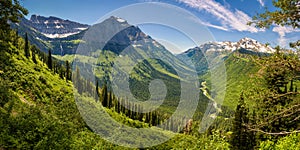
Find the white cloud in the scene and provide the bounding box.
[272,26,300,46]
[257,0,264,7]
[189,16,230,31]
[177,0,263,33]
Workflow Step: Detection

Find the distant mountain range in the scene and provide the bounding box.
[12,15,274,56]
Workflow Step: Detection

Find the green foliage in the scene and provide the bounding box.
[47,49,53,70]
[237,49,300,150]
[259,133,300,150]
[31,45,38,64]
[0,0,28,41]
[230,94,256,150]
[249,0,299,28]
[65,60,71,81]
[24,33,30,58]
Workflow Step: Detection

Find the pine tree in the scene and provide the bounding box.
[0,0,28,41]
[65,60,70,81]
[24,33,30,58]
[230,94,255,150]
[101,83,108,107]
[47,49,52,70]
[95,80,99,102]
[31,45,37,64]
[74,67,83,94]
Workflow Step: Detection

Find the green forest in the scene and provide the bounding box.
[0,0,299,149]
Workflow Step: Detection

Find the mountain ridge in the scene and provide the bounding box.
[184,37,275,55]
[25,14,89,38]
[13,15,276,57]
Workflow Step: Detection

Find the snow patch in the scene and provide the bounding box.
[55,25,64,29]
[201,38,275,53]
[117,18,126,23]
[75,27,88,30]
[42,32,80,38]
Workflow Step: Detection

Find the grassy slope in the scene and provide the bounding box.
[0,36,231,149]
[200,50,260,111]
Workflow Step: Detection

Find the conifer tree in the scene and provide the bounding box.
[24,33,30,58]
[0,0,28,41]
[47,49,52,70]
[31,45,37,64]
[230,94,255,150]
[65,61,70,81]
[101,83,108,107]
[95,80,99,102]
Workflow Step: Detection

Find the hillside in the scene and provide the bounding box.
[0,28,239,149]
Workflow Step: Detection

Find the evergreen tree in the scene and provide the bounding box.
[31,45,37,64]
[0,0,28,41]
[47,49,52,70]
[95,80,99,102]
[230,94,255,150]
[65,61,70,81]
[74,67,83,94]
[101,83,108,107]
[24,33,30,58]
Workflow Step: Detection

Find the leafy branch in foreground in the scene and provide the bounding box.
[0,0,28,41]
[245,50,300,138]
[248,0,300,29]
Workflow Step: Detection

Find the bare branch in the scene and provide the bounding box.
[249,128,300,135]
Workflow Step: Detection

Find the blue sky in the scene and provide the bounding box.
[21,0,299,53]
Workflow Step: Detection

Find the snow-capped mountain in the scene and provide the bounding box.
[177,37,275,74]
[188,37,275,54]
[21,15,89,38]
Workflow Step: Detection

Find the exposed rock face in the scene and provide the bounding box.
[23,15,89,38]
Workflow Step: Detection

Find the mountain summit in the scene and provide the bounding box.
[178,37,275,74]
[79,16,153,54]
[188,37,275,54]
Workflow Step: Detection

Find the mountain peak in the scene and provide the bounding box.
[236,37,275,53]
[184,37,275,54]
[109,16,127,23]
[100,16,130,27]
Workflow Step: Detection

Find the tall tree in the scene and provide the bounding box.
[95,80,99,102]
[245,0,300,137]
[101,83,108,107]
[47,49,52,70]
[0,0,28,41]
[24,33,30,58]
[230,94,255,150]
[65,61,70,81]
[31,45,37,64]
[251,52,300,136]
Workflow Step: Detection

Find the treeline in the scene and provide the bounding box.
[229,49,300,150]
[73,67,193,133]
[14,30,72,82]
